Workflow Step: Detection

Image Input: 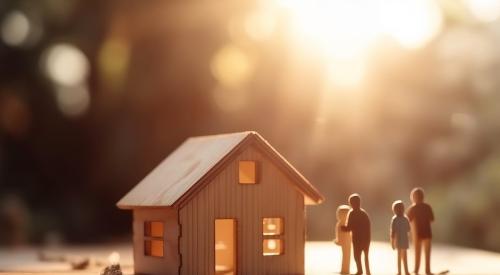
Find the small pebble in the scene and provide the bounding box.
[100,264,123,275]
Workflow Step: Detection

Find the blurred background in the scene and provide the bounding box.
[1,0,500,253]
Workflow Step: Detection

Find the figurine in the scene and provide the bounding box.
[391,200,410,275]
[334,204,351,274]
[341,193,371,275]
[407,187,434,275]
[116,131,325,274]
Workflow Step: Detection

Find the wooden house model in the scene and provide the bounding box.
[117,131,324,274]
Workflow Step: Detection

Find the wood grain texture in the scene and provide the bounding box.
[117,132,249,208]
[179,145,305,274]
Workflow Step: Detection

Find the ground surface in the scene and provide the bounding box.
[0,241,499,274]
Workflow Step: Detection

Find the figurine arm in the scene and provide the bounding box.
[334,223,340,245]
[341,212,352,232]
[390,220,396,249]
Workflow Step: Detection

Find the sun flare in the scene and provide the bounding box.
[278,0,443,54]
[269,0,443,88]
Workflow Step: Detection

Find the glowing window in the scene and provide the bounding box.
[145,239,164,257]
[144,221,164,238]
[263,218,283,236]
[239,160,256,184]
[144,221,164,257]
[263,239,283,256]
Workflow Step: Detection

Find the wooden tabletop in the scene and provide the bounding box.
[1,241,499,274]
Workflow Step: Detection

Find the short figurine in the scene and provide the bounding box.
[334,205,351,274]
[341,194,371,275]
[391,200,411,275]
[407,187,434,275]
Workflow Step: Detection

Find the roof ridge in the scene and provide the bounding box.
[117,131,324,209]
[187,131,256,140]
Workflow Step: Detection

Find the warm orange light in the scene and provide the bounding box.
[144,240,164,257]
[263,218,283,235]
[144,221,164,238]
[239,160,256,184]
[263,239,283,256]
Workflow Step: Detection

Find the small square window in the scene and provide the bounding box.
[263,239,283,256]
[144,221,164,238]
[263,218,283,236]
[145,239,164,257]
[239,161,256,184]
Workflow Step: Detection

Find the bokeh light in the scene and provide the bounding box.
[464,0,500,22]
[98,37,130,90]
[1,11,31,47]
[108,251,120,265]
[0,93,31,137]
[210,44,254,88]
[55,85,91,117]
[379,0,443,49]
[43,44,90,87]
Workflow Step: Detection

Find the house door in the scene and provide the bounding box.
[215,219,236,275]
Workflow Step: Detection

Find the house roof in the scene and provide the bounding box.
[117,131,324,209]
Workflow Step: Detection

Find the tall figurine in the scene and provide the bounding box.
[341,194,371,275]
[407,187,434,275]
[391,200,411,275]
[334,205,351,274]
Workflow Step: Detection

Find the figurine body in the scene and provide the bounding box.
[341,194,371,275]
[391,200,410,275]
[407,187,434,275]
[335,205,351,274]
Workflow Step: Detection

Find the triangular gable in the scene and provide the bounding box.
[117,131,324,209]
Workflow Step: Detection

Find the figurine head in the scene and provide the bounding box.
[348,193,361,210]
[411,187,425,204]
[336,204,350,223]
[392,200,405,216]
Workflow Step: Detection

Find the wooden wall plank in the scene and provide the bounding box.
[179,145,306,274]
[133,208,179,274]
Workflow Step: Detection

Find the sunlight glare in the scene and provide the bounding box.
[464,0,500,22]
[379,0,443,49]
[245,10,276,41]
[277,0,443,55]
[326,58,365,89]
[283,0,378,60]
